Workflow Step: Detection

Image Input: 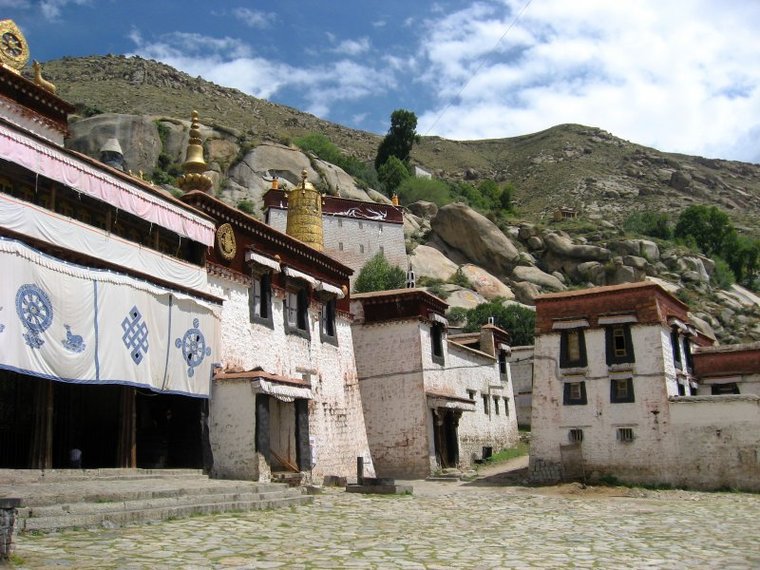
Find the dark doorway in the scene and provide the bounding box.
[0,371,204,469]
[135,391,204,469]
[433,409,460,469]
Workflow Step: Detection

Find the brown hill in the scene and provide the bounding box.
[37,55,760,234]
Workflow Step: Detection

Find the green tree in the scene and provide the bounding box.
[624,210,672,240]
[375,109,419,170]
[396,176,451,206]
[377,156,410,195]
[354,252,406,293]
[674,205,735,256]
[463,299,536,346]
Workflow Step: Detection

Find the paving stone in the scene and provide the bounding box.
[12,481,760,569]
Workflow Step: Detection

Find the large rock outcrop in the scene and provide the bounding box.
[431,203,520,277]
[410,245,459,281]
[68,113,162,176]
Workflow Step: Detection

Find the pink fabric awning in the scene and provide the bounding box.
[0,123,215,246]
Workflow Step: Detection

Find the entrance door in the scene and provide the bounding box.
[433,409,460,469]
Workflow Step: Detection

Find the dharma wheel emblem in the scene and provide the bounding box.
[216,223,236,261]
[16,283,53,349]
[175,318,211,377]
[0,20,29,72]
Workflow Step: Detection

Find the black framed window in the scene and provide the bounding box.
[605,325,635,365]
[711,383,740,395]
[563,381,587,405]
[285,287,310,339]
[431,322,445,365]
[682,337,693,372]
[249,272,273,329]
[498,350,508,375]
[610,378,635,403]
[320,297,338,346]
[560,329,587,368]
[671,329,682,370]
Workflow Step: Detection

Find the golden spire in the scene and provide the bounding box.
[177,110,212,193]
[285,169,324,251]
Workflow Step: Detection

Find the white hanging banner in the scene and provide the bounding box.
[0,238,219,397]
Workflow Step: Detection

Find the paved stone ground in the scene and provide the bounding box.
[11,472,760,569]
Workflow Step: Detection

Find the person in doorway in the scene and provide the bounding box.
[69,447,82,468]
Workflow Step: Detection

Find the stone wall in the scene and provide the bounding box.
[208,275,375,483]
[665,395,760,491]
[351,319,430,478]
[508,346,534,428]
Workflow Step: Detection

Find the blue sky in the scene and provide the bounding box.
[3,0,760,163]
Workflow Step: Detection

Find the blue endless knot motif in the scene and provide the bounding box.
[175,318,211,377]
[62,324,86,353]
[16,284,53,349]
[121,306,149,364]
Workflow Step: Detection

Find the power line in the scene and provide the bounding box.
[423,0,534,136]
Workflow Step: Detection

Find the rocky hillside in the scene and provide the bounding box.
[34,55,760,343]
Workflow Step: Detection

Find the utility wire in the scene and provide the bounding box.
[423,0,534,136]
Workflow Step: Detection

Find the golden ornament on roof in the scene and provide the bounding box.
[0,20,29,74]
[177,110,213,193]
[285,169,324,251]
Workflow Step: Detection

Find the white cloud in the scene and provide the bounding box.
[39,0,90,21]
[331,37,370,57]
[232,7,275,29]
[415,0,760,162]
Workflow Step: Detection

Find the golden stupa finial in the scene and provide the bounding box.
[177,110,212,193]
[285,169,323,251]
[391,192,399,206]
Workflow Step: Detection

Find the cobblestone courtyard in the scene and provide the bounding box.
[12,480,760,569]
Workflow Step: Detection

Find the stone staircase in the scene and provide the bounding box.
[0,468,312,532]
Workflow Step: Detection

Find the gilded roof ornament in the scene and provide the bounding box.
[177,110,212,193]
[32,60,56,93]
[285,169,324,251]
[0,20,28,74]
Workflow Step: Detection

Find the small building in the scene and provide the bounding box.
[182,165,375,484]
[263,188,407,285]
[530,282,760,491]
[413,166,432,179]
[553,207,578,222]
[351,289,518,479]
[693,342,760,395]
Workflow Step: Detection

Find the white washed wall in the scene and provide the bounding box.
[530,324,676,482]
[208,275,374,482]
[351,319,430,478]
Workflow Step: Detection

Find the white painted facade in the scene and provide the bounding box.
[530,324,680,483]
[351,292,518,479]
[530,283,760,491]
[207,274,375,484]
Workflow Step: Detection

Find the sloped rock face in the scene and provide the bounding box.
[410,245,458,281]
[431,203,520,276]
[511,265,566,292]
[459,264,515,301]
[68,113,161,176]
[544,232,612,262]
